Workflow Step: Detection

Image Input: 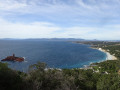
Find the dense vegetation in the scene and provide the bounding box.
[1,41,120,90]
[0,60,120,90]
[103,45,120,59]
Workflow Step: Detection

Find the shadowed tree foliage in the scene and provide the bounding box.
[29,61,47,72]
[0,62,25,90]
[1,59,120,90]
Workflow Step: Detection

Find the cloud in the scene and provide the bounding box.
[0,17,120,40]
[0,18,94,39]
[0,0,120,26]
[0,0,119,17]
[0,18,61,38]
[0,0,120,40]
[0,0,27,10]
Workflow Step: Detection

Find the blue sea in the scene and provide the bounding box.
[0,40,106,72]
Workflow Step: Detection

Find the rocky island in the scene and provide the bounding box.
[1,54,24,62]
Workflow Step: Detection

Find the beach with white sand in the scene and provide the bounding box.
[98,48,117,60]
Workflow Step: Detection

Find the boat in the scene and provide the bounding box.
[1,54,24,62]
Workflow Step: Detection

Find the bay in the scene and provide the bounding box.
[0,40,106,72]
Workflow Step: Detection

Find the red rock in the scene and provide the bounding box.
[1,54,24,62]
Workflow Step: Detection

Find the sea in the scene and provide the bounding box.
[0,40,107,72]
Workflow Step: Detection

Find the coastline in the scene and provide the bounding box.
[83,47,117,70]
[72,42,118,70]
[95,48,117,60]
[74,42,116,60]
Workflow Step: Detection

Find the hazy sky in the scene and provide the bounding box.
[0,0,120,40]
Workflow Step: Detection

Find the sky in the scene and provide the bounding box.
[0,0,120,40]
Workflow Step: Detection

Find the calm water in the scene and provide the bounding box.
[0,40,106,72]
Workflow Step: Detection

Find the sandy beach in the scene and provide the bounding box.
[98,48,117,60]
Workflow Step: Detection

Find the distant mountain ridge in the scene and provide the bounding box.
[1,38,120,42]
[0,38,85,41]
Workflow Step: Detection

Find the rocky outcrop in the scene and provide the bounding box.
[1,54,24,62]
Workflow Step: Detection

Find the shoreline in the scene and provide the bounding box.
[71,42,118,70]
[72,42,118,69]
[93,47,117,60]
[83,47,118,70]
